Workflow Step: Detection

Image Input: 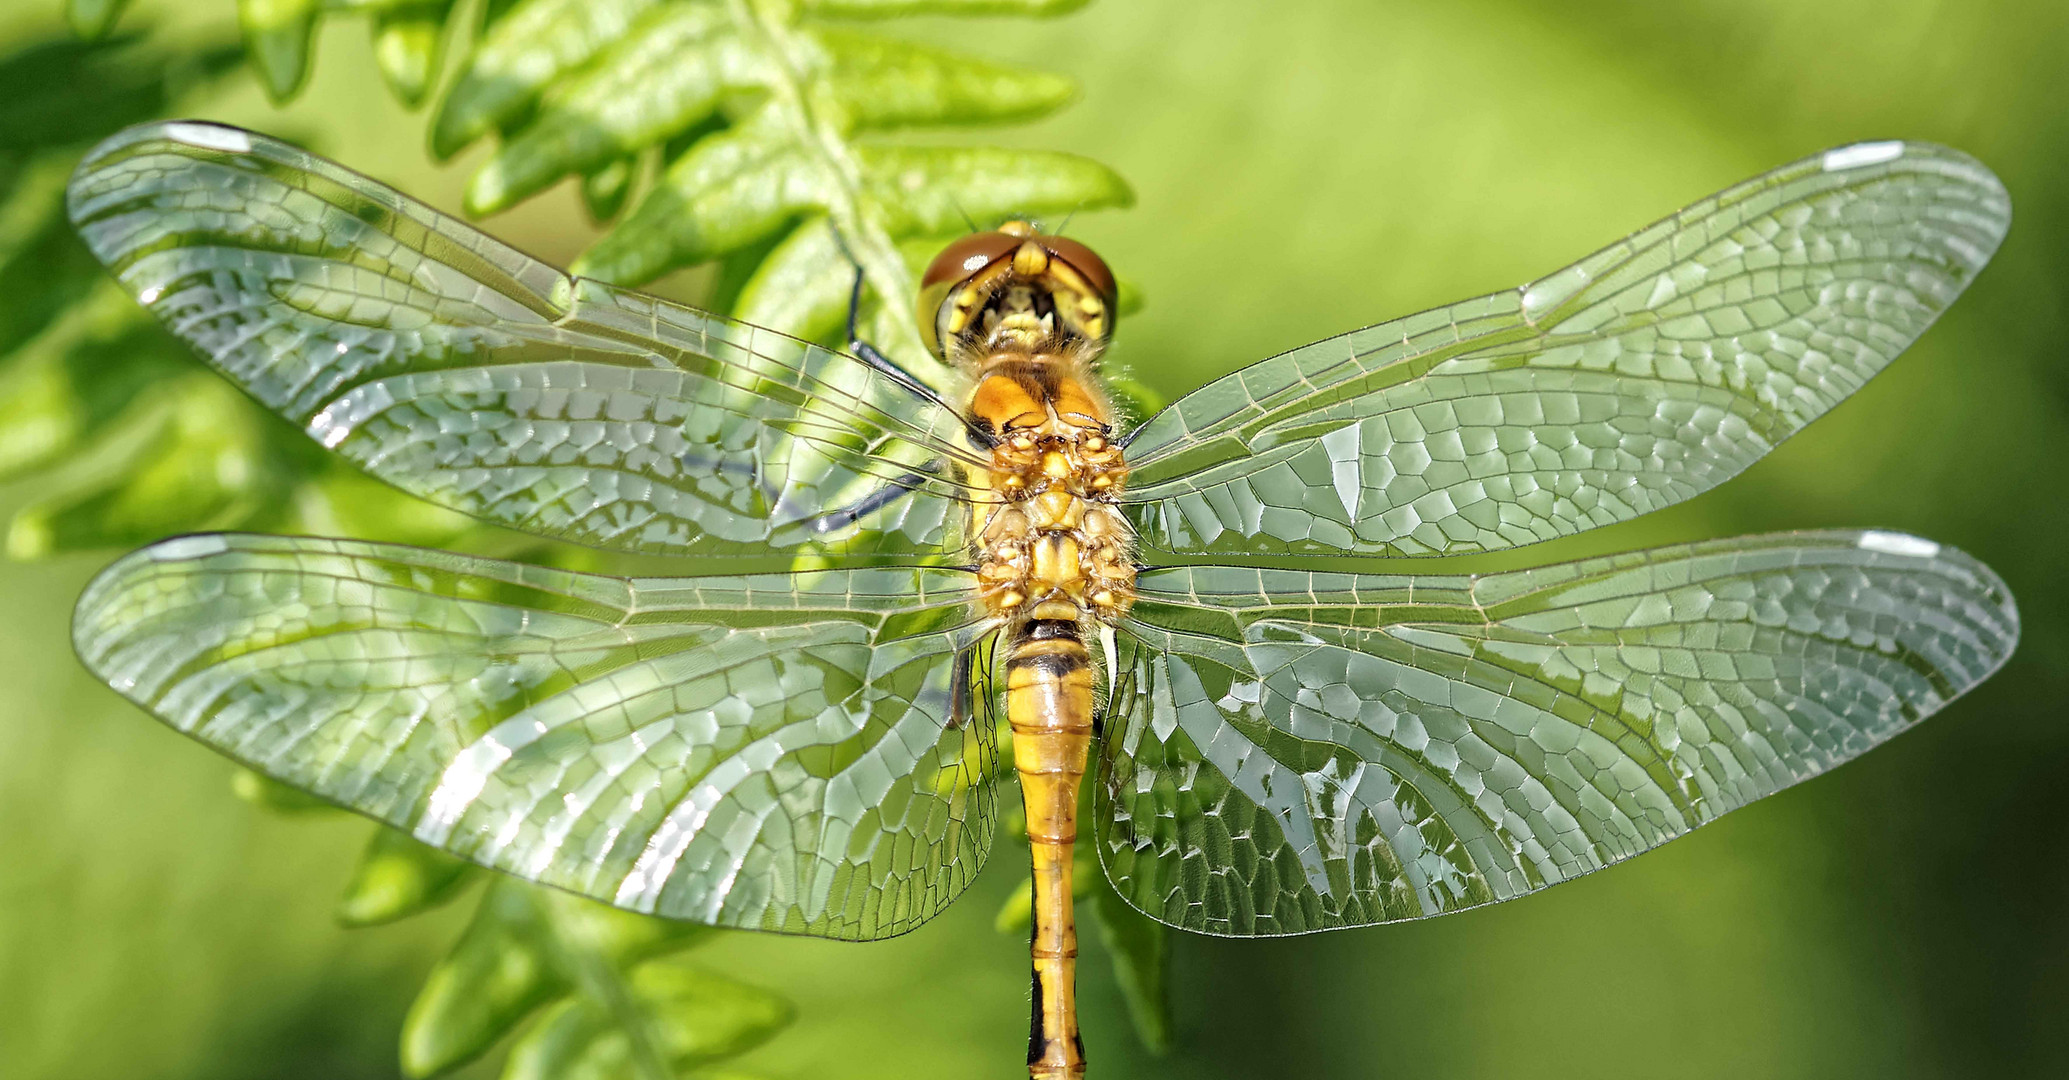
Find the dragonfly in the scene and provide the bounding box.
[68,121,2018,1079]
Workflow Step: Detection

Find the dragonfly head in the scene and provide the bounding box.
[917,221,1118,364]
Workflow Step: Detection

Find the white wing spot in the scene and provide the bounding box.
[1520,264,1591,325]
[163,122,252,154]
[1857,530,1940,558]
[1822,141,1905,172]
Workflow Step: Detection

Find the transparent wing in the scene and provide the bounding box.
[74,534,1000,940]
[1097,530,2017,935]
[67,122,982,562]
[1122,142,2010,558]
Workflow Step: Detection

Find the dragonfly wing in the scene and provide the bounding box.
[1123,143,2010,557]
[74,534,999,940]
[1098,531,2016,935]
[67,121,978,561]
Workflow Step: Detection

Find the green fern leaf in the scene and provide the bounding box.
[230,766,343,814]
[458,14,1079,214]
[581,140,1125,291]
[64,0,132,39]
[237,0,322,101]
[402,880,717,1076]
[337,826,480,928]
[431,0,666,159]
[371,0,459,107]
[438,0,1134,370]
[503,962,793,1080]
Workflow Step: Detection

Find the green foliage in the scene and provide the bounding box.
[16,0,1149,1072]
[74,0,1131,369]
[0,32,476,561]
[225,771,792,1079]
[428,0,1134,368]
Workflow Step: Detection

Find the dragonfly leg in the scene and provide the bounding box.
[802,468,933,537]
[840,263,999,448]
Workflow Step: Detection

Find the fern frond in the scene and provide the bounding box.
[436,0,1135,369]
[79,0,1132,364]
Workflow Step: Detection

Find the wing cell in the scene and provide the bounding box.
[1122,143,2011,557]
[66,122,980,562]
[74,534,999,940]
[1097,531,2017,935]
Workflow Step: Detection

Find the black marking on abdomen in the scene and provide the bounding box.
[1027,957,1046,1065]
[1007,650,1088,677]
[1019,619,1081,643]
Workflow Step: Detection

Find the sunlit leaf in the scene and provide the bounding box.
[581,155,640,221]
[337,826,478,928]
[816,28,1076,125]
[372,1,456,108]
[462,17,1075,215]
[237,0,322,102]
[460,3,735,213]
[403,881,710,1076]
[503,962,793,1080]
[430,0,665,159]
[231,767,340,815]
[65,0,133,39]
[579,137,1130,288]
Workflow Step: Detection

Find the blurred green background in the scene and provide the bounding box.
[4,1,2068,1077]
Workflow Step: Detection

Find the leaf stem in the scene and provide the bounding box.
[728,0,954,384]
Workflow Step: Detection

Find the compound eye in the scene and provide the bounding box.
[1040,235,1118,311]
[921,232,1024,292]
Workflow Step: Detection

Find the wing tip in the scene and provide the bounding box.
[66,119,264,231]
[1817,138,2011,235]
[1840,527,2022,677]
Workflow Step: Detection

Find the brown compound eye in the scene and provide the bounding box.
[920,231,1024,292]
[1039,234,1118,312]
[918,231,1026,358]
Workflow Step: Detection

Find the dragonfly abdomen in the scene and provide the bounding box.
[1007,618,1094,1078]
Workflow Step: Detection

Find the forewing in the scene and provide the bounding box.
[74,534,1000,940]
[1123,143,2010,557]
[66,121,979,561]
[1098,531,2016,935]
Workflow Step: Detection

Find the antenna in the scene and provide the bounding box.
[947,193,979,233]
[1053,201,1087,237]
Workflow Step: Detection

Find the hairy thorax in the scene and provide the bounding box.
[967,357,1136,625]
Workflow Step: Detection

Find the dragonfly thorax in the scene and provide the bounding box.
[969,366,1135,625]
[926,224,1135,626]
